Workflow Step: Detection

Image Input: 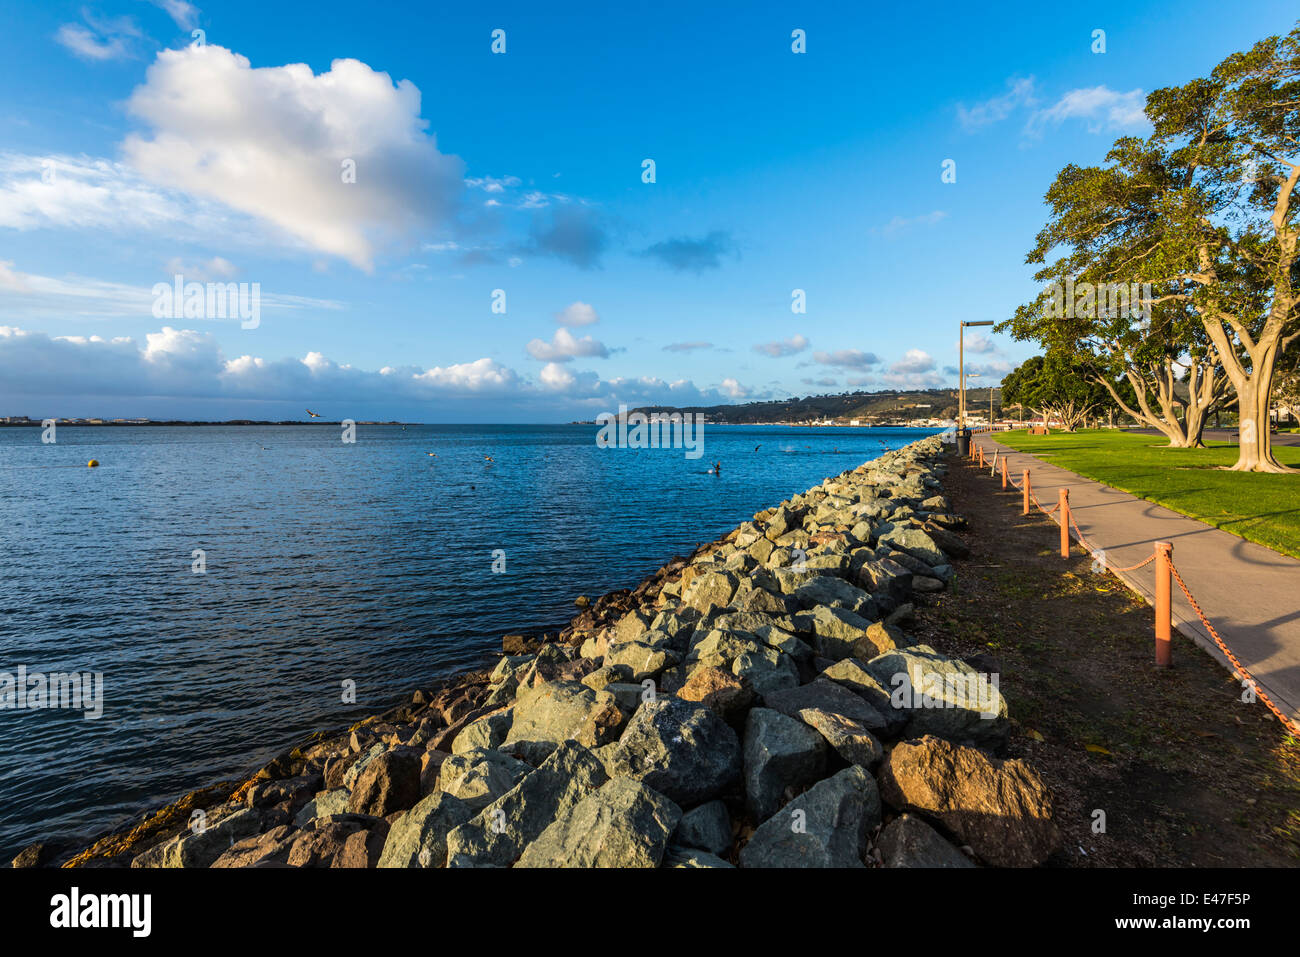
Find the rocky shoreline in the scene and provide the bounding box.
[19,434,1060,869]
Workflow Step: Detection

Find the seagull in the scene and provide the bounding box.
[306,409,321,418]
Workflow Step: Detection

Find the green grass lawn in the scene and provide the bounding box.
[996,429,1300,558]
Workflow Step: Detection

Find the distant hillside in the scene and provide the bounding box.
[630,387,1001,425]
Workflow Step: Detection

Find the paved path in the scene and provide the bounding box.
[972,433,1300,727]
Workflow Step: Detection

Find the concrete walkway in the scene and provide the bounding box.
[973,433,1300,727]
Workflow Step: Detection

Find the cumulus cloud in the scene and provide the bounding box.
[890,348,936,374]
[753,334,809,357]
[640,230,738,273]
[719,377,750,399]
[961,332,999,354]
[525,327,610,362]
[121,45,465,271]
[957,76,1037,130]
[0,325,755,417]
[811,349,881,371]
[1026,86,1149,136]
[554,301,599,326]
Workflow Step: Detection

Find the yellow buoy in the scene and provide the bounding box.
[87,460,99,468]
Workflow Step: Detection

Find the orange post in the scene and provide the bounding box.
[1022,470,1031,515]
[978,444,985,468]
[1059,487,1070,558]
[1154,541,1173,667]
[1001,455,1008,489]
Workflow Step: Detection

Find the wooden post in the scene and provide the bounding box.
[978,444,985,468]
[1059,487,1070,558]
[1023,470,1031,515]
[1001,455,1008,489]
[1155,541,1173,667]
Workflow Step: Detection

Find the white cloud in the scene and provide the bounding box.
[890,348,936,374]
[957,77,1037,131]
[55,13,142,62]
[753,334,808,357]
[149,0,200,31]
[554,301,599,326]
[165,256,238,280]
[525,327,610,362]
[1026,86,1149,136]
[811,349,881,371]
[875,210,947,237]
[719,377,750,399]
[122,45,465,270]
[0,325,758,416]
[0,261,341,321]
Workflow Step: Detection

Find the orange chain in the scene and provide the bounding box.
[1169,560,1300,735]
[974,442,1299,735]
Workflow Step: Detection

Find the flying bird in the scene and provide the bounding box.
[306,409,321,418]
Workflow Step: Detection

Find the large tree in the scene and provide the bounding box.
[1001,351,1114,431]
[1004,25,1300,470]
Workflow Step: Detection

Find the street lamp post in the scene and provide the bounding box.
[959,320,994,432]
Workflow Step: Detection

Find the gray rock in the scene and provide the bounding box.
[293,788,350,828]
[438,747,533,812]
[743,708,827,820]
[791,577,877,619]
[377,791,474,868]
[672,799,732,856]
[504,680,626,751]
[738,765,882,868]
[762,678,891,733]
[605,641,679,681]
[516,777,682,868]
[160,807,265,868]
[864,644,1009,747]
[877,813,974,868]
[662,846,735,868]
[606,696,742,806]
[797,708,883,767]
[445,741,608,867]
[790,605,874,661]
[451,708,513,754]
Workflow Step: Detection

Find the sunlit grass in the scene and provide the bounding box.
[998,429,1300,558]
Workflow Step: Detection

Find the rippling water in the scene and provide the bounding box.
[0,422,938,858]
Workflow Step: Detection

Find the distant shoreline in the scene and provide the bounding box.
[0,420,406,427]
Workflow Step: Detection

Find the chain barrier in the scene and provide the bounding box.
[972,437,1300,736]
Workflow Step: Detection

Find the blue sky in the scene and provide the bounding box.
[1,0,1296,421]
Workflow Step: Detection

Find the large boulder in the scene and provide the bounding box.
[445,741,608,867]
[877,526,945,567]
[287,815,389,868]
[377,791,474,868]
[159,808,265,868]
[516,777,682,868]
[742,708,827,821]
[864,645,1008,748]
[437,748,533,812]
[878,736,1060,867]
[209,825,297,868]
[676,666,754,726]
[347,748,422,817]
[877,813,974,868]
[762,679,891,733]
[672,800,732,856]
[503,680,626,753]
[790,606,875,661]
[738,765,881,868]
[797,708,883,768]
[791,577,877,619]
[606,696,742,806]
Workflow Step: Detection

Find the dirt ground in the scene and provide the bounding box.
[911,453,1300,867]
